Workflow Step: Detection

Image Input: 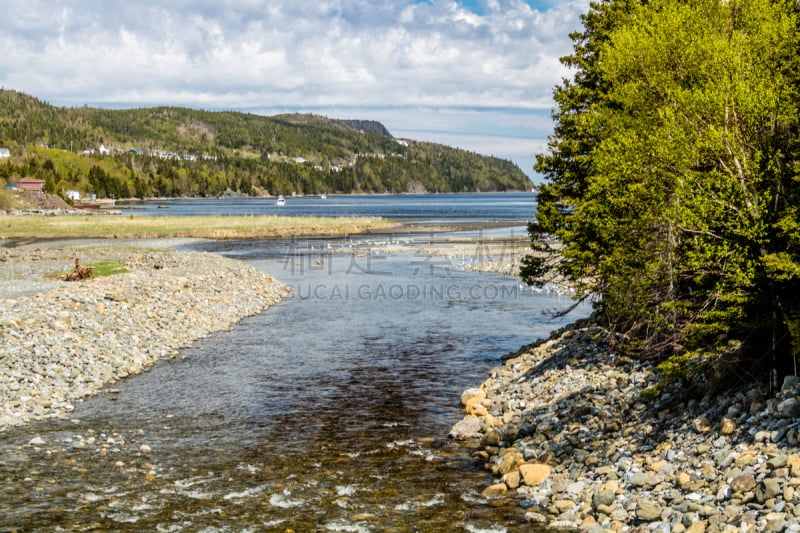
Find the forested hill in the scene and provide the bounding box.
[0,89,530,198]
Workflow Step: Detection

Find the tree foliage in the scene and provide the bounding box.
[524,0,800,390]
[0,90,529,197]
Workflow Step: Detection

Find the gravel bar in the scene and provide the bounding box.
[0,243,290,430]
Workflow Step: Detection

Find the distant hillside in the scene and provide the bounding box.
[0,89,530,200]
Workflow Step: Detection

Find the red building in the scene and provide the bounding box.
[18,177,46,192]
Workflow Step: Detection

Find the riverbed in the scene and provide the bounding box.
[0,233,589,532]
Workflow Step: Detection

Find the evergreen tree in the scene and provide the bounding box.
[522,0,641,297]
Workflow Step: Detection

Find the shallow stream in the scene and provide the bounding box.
[0,236,588,532]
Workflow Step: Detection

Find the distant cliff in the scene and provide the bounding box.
[336,119,393,137]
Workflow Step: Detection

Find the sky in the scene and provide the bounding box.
[0,0,590,182]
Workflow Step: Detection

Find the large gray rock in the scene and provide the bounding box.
[448,415,482,440]
[592,488,615,509]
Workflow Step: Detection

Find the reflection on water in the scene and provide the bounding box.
[0,238,588,532]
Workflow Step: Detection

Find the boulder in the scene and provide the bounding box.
[461,388,486,407]
[730,474,756,493]
[481,483,508,498]
[592,488,616,509]
[519,463,552,486]
[720,417,736,435]
[465,397,488,416]
[756,479,782,503]
[448,415,482,440]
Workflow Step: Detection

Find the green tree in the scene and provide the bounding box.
[526,0,800,388]
[87,165,110,197]
[523,0,640,296]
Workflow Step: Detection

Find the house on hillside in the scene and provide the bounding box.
[18,177,46,192]
[66,190,81,201]
[0,147,10,158]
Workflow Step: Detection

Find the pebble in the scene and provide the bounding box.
[452,322,800,530]
[0,247,291,430]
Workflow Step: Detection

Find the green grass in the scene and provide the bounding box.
[0,214,397,240]
[89,261,129,276]
[47,260,129,280]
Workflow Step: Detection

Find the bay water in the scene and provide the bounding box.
[121,192,537,223]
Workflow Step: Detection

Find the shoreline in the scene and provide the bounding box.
[0,227,569,434]
[0,243,291,430]
[116,190,535,201]
[9,232,792,530]
[6,232,799,528]
[0,228,533,431]
[451,323,800,531]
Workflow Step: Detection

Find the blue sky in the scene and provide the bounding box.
[0,0,590,181]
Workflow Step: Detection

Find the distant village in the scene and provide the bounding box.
[78,138,412,172]
[0,136,418,202]
[80,143,219,163]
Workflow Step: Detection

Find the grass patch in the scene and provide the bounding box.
[46,260,129,280]
[89,261,129,276]
[0,214,397,240]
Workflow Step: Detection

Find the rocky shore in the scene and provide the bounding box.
[0,245,290,430]
[451,323,800,532]
[11,236,800,531]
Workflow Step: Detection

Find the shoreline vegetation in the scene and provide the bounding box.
[0,213,398,240]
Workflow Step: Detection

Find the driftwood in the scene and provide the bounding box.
[63,257,94,281]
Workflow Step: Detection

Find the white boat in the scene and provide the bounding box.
[276,195,285,206]
[320,194,327,200]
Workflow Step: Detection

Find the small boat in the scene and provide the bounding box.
[276,195,286,206]
[320,193,327,200]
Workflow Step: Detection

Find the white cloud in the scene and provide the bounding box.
[0,0,590,176]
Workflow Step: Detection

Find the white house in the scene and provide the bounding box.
[66,190,81,201]
[0,147,10,158]
[99,144,111,155]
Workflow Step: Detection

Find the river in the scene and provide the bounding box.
[1,197,590,532]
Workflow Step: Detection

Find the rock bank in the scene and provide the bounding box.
[452,323,800,532]
[0,247,290,430]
